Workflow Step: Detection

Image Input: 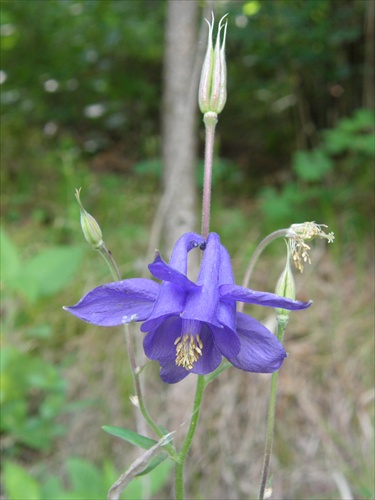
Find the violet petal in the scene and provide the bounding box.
[143,316,181,361]
[182,233,221,327]
[149,253,200,292]
[167,232,205,273]
[64,278,159,326]
[190,324,223,375]
[211,240,240,357]
[220,284,312,310]
[227,312,287,373]
[160,361,191,384]
[142,232,203,332]
[211,324,241,358]
[141,283,185,332]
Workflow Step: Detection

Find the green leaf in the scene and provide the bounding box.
[324,109,375,157]
[102,425,158,450]
[40,475,66,500]
[13,417,66,451]
[145,459,172,494]
[12,246,84,302]
[293,149,333,182]
[120,477,142,499]
[102,459,120,492]
[3,461,41,500]
[66,457,105,496]
[136,451,169,476]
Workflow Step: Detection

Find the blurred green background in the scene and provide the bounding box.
[1,1,374,499]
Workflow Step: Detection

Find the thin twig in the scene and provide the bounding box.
[108,432,174,500]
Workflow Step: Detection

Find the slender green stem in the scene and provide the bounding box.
[97,244,121,281]
[174,111,218,497]
[174,455,184,499]
[175,375,206,499]
[238,229,289,312]
[174,113,219,496]
[204,360,231,384]
[97,244,178,460]
[201,113,218,240]
[125,323,178,459]
[258,320,286,500]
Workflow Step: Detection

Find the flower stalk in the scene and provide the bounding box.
[258,320,286,500]
[257,226,331,498]
[201,113,217,239]
[258,250,292,499]
[175,375,206,499]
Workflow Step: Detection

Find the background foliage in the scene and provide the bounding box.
[1,0,373,498]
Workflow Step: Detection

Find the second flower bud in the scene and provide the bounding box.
[199,13,228,116]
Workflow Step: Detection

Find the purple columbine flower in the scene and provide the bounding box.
[64,232,311,383]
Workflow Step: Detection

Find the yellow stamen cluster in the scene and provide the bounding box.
[174,334,203,370]
[286,222,335,273]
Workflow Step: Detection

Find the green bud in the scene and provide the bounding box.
[275,241,296,325]
[199,13,228,116]
[75,188,103,249]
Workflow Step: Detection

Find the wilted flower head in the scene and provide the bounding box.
[286,222,335,273]
[199,13,228,116]
[64,232,311,383]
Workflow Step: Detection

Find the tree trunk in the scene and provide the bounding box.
[161,0,199,254]
[363,0,374,110]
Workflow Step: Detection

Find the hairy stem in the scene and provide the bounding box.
[97,244,121,282]
[201,113,217,239]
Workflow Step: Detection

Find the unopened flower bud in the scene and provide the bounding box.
[75,188,103,249]
[275,242,296,325]
[199,13,228,116]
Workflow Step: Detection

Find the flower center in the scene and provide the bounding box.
[174,332,203,370]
